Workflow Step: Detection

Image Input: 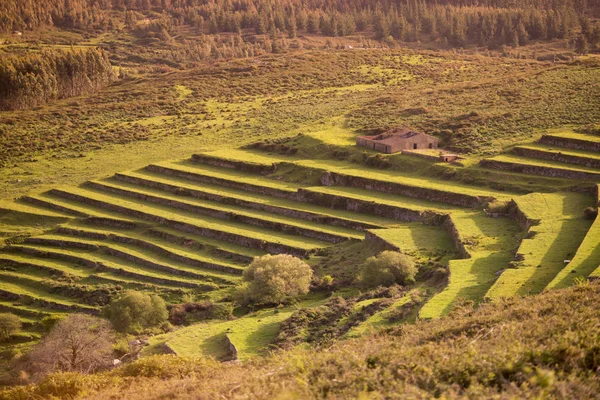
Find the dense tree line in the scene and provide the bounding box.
[0,0,597,51]
[0,48,115,110]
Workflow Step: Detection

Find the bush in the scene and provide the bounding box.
[102,292,169,333]
[23,314,114,378]
[584,206,598,220]
[237,254,313,305]
[0,313,21,341]
[359,251,417,288]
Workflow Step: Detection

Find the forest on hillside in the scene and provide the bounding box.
[1,0,598,49]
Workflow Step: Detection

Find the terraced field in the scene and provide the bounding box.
[1,139,598,359]
[481,129,600,182]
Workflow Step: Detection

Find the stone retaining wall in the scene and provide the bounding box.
[108,234,242,276]
[319,172,489,208]
[20,196,89,217]
[146,165,298,200]
[144,228,255,265]
[513,147,600,168]
[49,189,311,257]
[85,181,350,245]
[114,173,380,231]
[191,154,276,174]
[0,289,98,315]
[539,135,600,152]
[442,216,471,259]
[480,159,600,181]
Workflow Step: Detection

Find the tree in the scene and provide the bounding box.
[237,254,313,305]
[359,251,417,288]
[0,313,21,341]
[26,314,113,376]
[102,291,168,333]
[575,34,589,55]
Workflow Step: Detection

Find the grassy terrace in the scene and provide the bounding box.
[420,211,522,318]
[0,277,97,311]
[0,202,68,220]
[27,233,241,283]
[90,178,365,241]
[515,144,600,161]
[19,193,142,222]
[114,170,396,228]
[345,293,414,338]
[0,252,184,292]
[198,149,517,202]
[144,296,329,360]
[62,221,266,261]
[57,225,249,272]
[486,192,594,299]
[367,224,455,260]
[2,244,215,290]
[156,160,304,193]
[48,186,331,251]
[546,215,600,288]
[543,131,600,143]
[306,186,458,214]
[484,154,600,179]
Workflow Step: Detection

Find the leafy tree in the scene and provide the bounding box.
[359,251,417,288]
[103,291,168,333]
[0,313,21,341]
[26,314,113,376]
[237,254,313,305]
[575,34,590,55]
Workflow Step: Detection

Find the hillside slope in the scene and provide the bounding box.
[4,282,600,399]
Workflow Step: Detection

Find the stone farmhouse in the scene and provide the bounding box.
[356,128,440,154]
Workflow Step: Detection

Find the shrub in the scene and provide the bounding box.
[584,206,598,220]
[102,291,169,334]
[237,254,313,305]
[0,313,21,341]
[359,251,417,288]
[24,314,114,378]
[40,315,64,333]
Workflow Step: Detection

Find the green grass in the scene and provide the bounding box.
[544,130,600,143]
[515,143,600,161]
[485,192,594,299]
[367,224,455,259]
[31,233,241,283]
[5,244,214,290]
[420,211,522,318]
[145,296,328,360]
[52,186,331,251]
[545,214,600,289]
[345,293,414,338]
[0,277,96,310]
[93,178,364,240]
[161,160,305,192]
[117,170,395,227]
[486,154,600,177]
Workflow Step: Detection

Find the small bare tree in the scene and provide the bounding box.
[26,314,114,377]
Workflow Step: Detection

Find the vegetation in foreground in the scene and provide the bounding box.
[2,282,599,399]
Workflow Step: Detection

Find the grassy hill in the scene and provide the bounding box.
[2,282,599,399]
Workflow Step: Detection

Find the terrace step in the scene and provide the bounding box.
[146,162,300,200]
[299,186,450,224]
[56,224,261,265]
[480,155,600,181]
[113,170,390,230]
[0,300,66,320]
[539,132,600,152]
[2,245,214,290]
[27,233,242,279]
[187,150,507,206]
[0,253,180,292]
[0,278,98,314]
[84,179,361,244]
[19,194,142,225]
[46,187,330,257]
[513,145,600,168]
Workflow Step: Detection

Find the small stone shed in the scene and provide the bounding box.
[356,128,439,154]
